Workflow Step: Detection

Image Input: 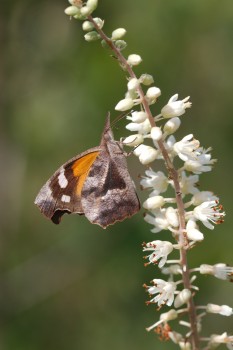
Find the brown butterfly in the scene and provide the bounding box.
[34,115,140,228]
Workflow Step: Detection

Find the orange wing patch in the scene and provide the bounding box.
[72,151,100,196]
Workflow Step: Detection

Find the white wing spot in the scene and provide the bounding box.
[58,169,68,188]
[61,194,71,203]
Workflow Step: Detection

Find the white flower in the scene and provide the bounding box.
[209,333,233,348]
[166,135,176,149]
[146,86,161,103]
[127,54,142,66]
[179,171,199,195]
[165,207,179,228]
[123,134,144,147]
[126,118,151,134]
[115,98,134,111]
[191,191,218,206]
[163,117,181,134]
[200,263,233,281]
[143,196,165,210]
[143,240,174,268]
[127,111,148,123]
[144,208,170,233]
[184,147,216,174]
[161,94,192,119]
[173,134,200,162]
[111,28,126,40]
[140,169,168,194]
[193,200,225,230]
[161,135,177,160]
[145,279,176,306]
[186,219,204,241]
[151,126,162,141]
[206,303,233,316]
[174,289,191,308]
[133,144,149,156]
[127,78,139,91]
[134,144,158,164]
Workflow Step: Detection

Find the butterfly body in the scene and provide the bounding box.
[35,116,140,228]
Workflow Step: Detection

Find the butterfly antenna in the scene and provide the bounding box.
[110,110,135,130]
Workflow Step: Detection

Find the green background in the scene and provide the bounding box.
[1,0,233,349]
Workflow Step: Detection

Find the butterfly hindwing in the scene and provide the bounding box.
[81,137,140,228]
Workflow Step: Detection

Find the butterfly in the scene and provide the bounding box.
[34,115,140,228]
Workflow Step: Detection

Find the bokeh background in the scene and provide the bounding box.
[1,0,233,349]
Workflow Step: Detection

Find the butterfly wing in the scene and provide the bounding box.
[34,147,101,224]
[81,141,140,228]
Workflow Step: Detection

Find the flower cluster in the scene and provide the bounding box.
[64,1,232,349]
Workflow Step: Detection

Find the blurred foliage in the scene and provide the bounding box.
[1,0,233,349]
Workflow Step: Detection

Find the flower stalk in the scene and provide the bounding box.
[64,2,231,349]
[87,13,200,350]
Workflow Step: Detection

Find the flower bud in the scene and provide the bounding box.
[81,6,90,16]
[143,196,165,210]
[93,17,104,29]
[165,207,179,227]
[64,6,80,16]
[139,74,154,86]
[101,40,109,49]
[86,0,98,11]
[206,303,233,316]
[125,89,138,100]
[146,86,161,103]
[123,134,144,147]
[127,54,142,66]
[187,228,204,241]
[179,342,191,350]
[129,111,148,123]
[111,28,127,40]
[114,40,127,50]
[127,78,139,91]
[82,21,94,31]
[115,98,134,111]
[160,309,178,322]
[151,127,162,141]
[174,289,191,308]
[84,31,100,42]
[139,148,158,165]
[164,117,181,134]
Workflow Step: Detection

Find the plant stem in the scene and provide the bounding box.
[88,16,200,350]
